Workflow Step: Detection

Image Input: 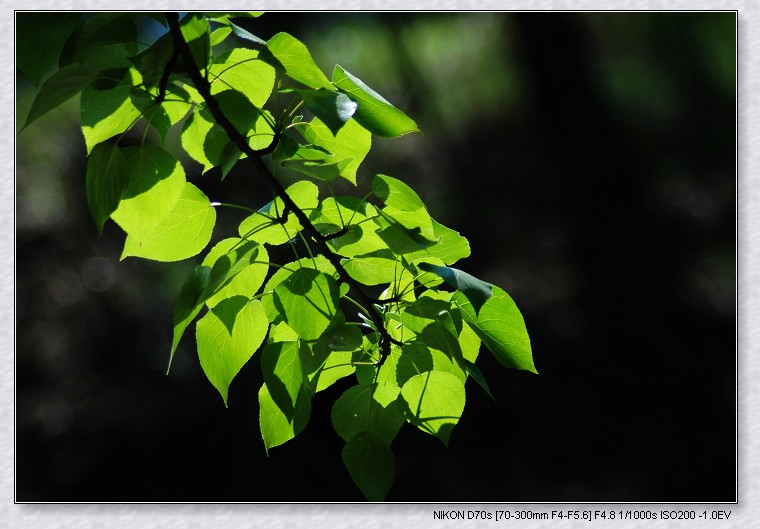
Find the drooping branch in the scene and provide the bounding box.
[165,13,393,363]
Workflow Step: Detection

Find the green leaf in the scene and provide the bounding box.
[322,323,363,352]
[313,199,385,257]
[17,12,82,86]
[296,89,357,135]
[60,14,138,73]
[214,89,273,143]
[209,48,276,108]
[400,370,466,446]
[259,382,311,453]
[260,32,332,89]
[129,32,173,89]
[380,206,436,241]
[464,359,495,400]
[331,383,405,445]
[228,20,266,45]
[418,263,493,313]
[209,26,233,47]
[23,64,96,129]
[398,297,451,333]
[378,343,431,387]
[372,174,425,211]
[179,13,210,71]
[197,298,269,406]
[110,145,186,241]
[169,264,212,371]
[238,180,319,245]
[274,137,353,182]
[201,239,267,303]
[170,241,263,366]
[454,286,536,373]
[121,182,216,262]
[80,68,143,154]
[260,256,337,323]
[180,109,216,173]
[342,250,402,286]
[306,338,356,393]
[202,238,269,309]
[85,142,129,233]
[332,66,420,138]
[301,117,371,185]
[400,333,467,385]
[181,98,272,173]
[282,157,351,182]
[458,320,481,363]
[261,341,305,416]
[375,217,437,256]
[161,83,194,125]
[273,267,340,340]
[409,219,471,266]
[341,431,395,501]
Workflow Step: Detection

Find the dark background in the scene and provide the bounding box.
[15,12,736,502]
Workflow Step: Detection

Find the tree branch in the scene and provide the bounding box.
[166,13,393,363]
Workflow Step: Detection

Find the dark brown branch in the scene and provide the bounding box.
[155,47,179,104]
[166,13,393,362]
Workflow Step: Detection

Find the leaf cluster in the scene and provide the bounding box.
[18,12,536,501]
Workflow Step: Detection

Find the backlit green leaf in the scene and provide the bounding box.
[202,239,267,302]
[60,14,138,73]
[129,32,173,89]
[375,217,438,255]
[380,206,436,241]
[342,250,401,286]
[209,48,275,108]
[179,13,210,71]
[273,267,340,340]
[85,142,129,233]
[259,255,338,322]
[296,89,357,135]
[314,198,385,257]
[121,182,216,262]
[110,145,185,241]
[23,64,96,128]
[261,341,305,416]
[409,219,471,266]
[372,174,425,211]
[209,26,232,47]
[322,323,363,352]
[169,264,212,371]
[454,286,536,373]
[333,66,420,138]
[418,263,493,313]
[331,383,404,445]
[260,32,332,89]
[228,20,266,45]
[306,339,356,393]
[341,431,395,501]
[202,238,269,309]
[282,157,351,182]
[80,68,142,154]
[17,12,82,86]
[259,382,311,453]
[197,298,269,406]
[238,180,319,245]
[274,138,349,181]
[301,117,371,185]
[400,370,465,446]
[464,359,494,400]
